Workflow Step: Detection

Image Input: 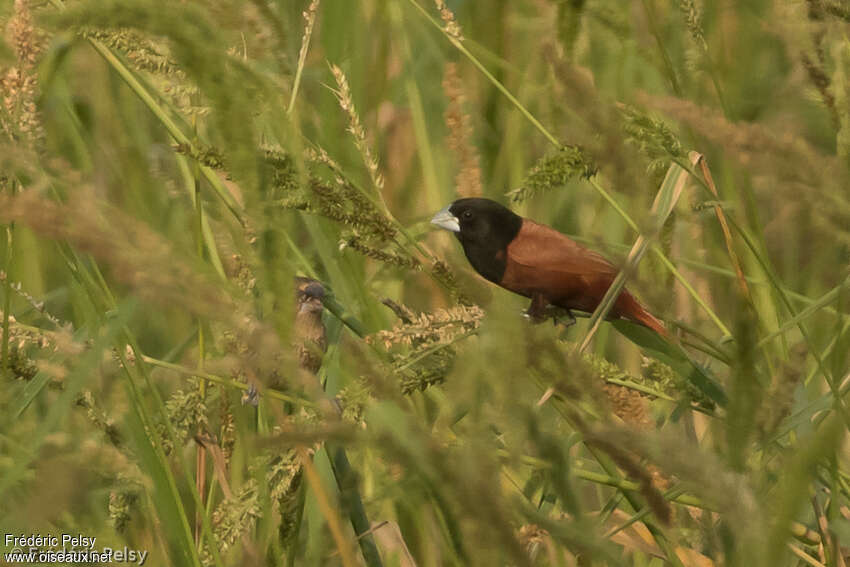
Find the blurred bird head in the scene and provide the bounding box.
[295,277,325,314]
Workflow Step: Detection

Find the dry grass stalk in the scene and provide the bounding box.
[6,276,65,328]
[329,64,385,193]
[443,62,482,197]
[296,0,320,72]
[691,153,751,299]
[288,0,320,113]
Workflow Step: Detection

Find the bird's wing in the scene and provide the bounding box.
[505,220,619,277]
[500,220,666,334]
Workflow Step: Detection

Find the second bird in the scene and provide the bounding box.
[431,198,667,336]
[294,276,328,374]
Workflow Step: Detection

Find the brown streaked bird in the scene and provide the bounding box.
[242,277,328,406]
[294,276,328,375]
[431,198,667,336]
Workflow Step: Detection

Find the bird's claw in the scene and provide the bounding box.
[523,305,576,329]
[553,309,577,329]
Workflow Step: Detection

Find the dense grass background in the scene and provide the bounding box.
[2,0,850,565]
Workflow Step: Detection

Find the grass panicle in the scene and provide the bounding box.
[329,63,385,195]
[370,302,483,393]
[434,0,464,42]
[507,145,597,203]
[620,104,685,176]
[0,0,44,145]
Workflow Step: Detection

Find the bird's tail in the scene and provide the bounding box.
[616,292,668,338]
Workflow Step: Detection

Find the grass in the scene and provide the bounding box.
[2,0,850,565]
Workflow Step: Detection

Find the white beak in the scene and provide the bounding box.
[430,205,460,233]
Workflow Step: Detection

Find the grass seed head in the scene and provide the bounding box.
[507,145,597,203]
[443,62,482,198]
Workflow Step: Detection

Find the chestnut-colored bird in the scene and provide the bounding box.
[431,198,667,336]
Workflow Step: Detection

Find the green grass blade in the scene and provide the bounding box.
[579,161,688,352]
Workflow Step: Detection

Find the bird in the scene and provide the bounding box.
[293,276,328,375]
[430,198,667,336]
[242,276,328,406]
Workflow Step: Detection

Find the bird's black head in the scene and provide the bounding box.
[431,198,522,283]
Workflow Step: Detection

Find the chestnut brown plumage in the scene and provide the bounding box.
[431,198,667,336]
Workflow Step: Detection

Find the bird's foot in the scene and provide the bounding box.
[551,308,576,329]
[526,305,575,328]
[525,294,550,324]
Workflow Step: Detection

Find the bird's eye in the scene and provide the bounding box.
[462,210,473,220]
